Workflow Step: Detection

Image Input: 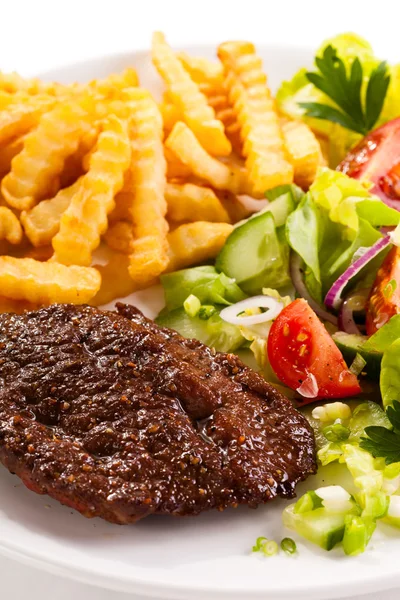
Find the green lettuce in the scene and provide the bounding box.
[160,266,246,312]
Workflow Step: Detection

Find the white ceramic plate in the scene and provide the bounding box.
[0,45,399,600]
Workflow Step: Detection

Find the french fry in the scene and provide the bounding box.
[2,94,94,211]
[0,134,25,177]
[152,32,231,156]
[21,178,82,247]
[0,93,57,148]
[159,97,180,133]
[60,125,99,187]
[103,220,134,254]
[167,221,233,272]
[91,251,137,307]
[0,207,23,244]
[165,122,248,194]
[0,257,101,304]
[218,41,293,195]
[114,89,168,286]
[90,68,139,98]
[166,182,230,224]
[0,71,61,95]
[281,119,322,189]
[177,52,223,86]
[52,115,131,266]
[0,295,37,314]
[164,146,192,179]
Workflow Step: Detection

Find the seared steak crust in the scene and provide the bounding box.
[0,303,316,523]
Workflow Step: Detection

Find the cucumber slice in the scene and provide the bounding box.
[215,212,290,295]
[283,504,348,551]
[332,331,381,380]
[156,308,244,353]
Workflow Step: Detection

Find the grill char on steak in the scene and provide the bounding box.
[0,303,316,524]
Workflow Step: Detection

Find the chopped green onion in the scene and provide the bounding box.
[342,515,376,556]
[183,294,201,318]
[293,490,323,514]
[280,537,297,555]
[198,305,217,320]
[252,536,268,553]
[262,540,279,557]
[349,353,367,376]
[322,423,350,443]
[311,402,352,423]
[252,537,278,557]
[383,279,397,299]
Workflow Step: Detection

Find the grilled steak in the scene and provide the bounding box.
[0,303,316,524]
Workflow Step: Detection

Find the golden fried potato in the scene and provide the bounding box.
[91,251,137,306]
[164,146,192,179]
[0,134,25,177]
[0,93,57,148]
[166,182,230,223]
[0,295,37,313]
[167,221,233,272]
[152,32,231,156]
[0,207,23,244]
[21,177,82,247]
[60,125,99,187]
[281,119,323,189]
[2,94,94,211]
[103,220,134,254]
[218,41,293,195]
[165,122,249,194]
[116,89,169,286]
[177,53,223,86]
[0,71,61,95]
[52,115,131,266]
[0,257,101,304]
[90,68,139,98]
[159,97,180,133]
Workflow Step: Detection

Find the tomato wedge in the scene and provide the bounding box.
[366,246,400,335]
[267,299,361,402]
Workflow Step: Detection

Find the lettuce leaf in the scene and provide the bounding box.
[160,266,246,312]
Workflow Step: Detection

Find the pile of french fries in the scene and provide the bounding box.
[0,33,323,312]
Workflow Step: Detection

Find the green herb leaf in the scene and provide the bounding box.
[360,402,400,463]
[300,45,390,135]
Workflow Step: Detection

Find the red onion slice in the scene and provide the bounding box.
[338,289,369,335]
[324,235,392,311]
[219,295,283,326]
[290,252,338,326]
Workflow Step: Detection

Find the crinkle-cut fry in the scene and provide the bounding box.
[0,134,25,177]
[0,207,23,244]
[0,71,62,95]
[1,94,95,211]
[167,222,233,272]
[218,41,293,195]
[159,98,180,133]
[91,251,137,307]
[177,52,223,86]
[166,182,230,224]
[104,220,134,254]
[113,89,168,286]
[0,295,37,314]
[152,32,231,156]
[0,257,101,304]
[21,178,82,247]
[89,68,139,98]
[281,119,323,189]
[165,122,249,194]
[0,93,57,147]
[164,146,192,179]
[52,115,131,266]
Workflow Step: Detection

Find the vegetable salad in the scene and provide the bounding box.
[156,33,400,556]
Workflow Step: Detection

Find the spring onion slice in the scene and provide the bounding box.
[219,295,283,326]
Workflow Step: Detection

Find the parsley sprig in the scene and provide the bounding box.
[299,45,391,136]
[360,401,400,464]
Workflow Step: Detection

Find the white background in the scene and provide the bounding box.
[1,1,399,598]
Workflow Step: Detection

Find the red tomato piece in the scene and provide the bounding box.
[338,117,400,210]
[366,246,400,335]
[267,299,361,402]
